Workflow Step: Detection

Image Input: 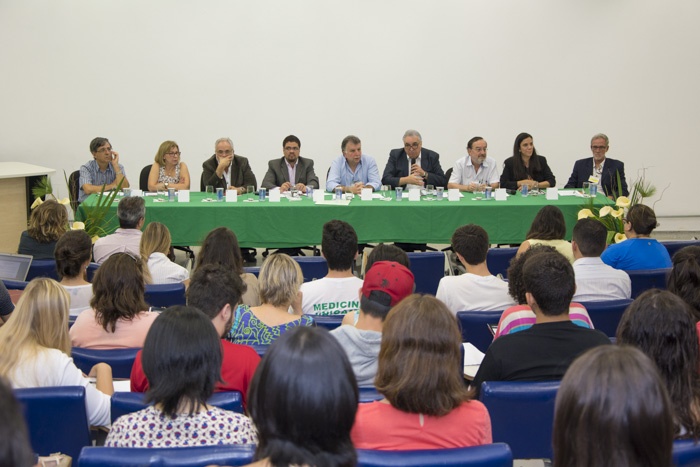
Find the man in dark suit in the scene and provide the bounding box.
[201,137,257,194]
[564,133,629,197]
[261,135,319,193]
[381,129,446,189]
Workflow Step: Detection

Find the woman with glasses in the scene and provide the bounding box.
[147,140,191,191]
[70,253,158,349]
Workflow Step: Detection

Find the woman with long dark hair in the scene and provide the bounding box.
[500,132,556,191]
[516,205,574,263]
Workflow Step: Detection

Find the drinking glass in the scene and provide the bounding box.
[205,185,214,200]
[582,182,590,197]
[381,185,390,200]
[246,185,255,197]
[425,184,435,200]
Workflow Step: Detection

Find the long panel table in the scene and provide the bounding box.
[77,191,612,248]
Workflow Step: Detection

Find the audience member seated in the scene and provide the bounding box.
[70,253,157,349]
[352,295,492,449]
[601,204,672,270]
[55,229,94,316]
[331,261,414,386]
[563,133,629,197]
[131,264,260,407]
[472,251,610,397]
[147,140,191,191]
[495,246,594,338]
[196,227,260,307]
[261,134,319,193]
[226,253,312,345]
[0,278,112,426]
[17,199,68,259]
[0,282,15,323]
[616,289,700,439]
[553,345,673,467]
[499,132,555,191]
[436,224,514,313]
[0,376,35,467]
[571,218,631,301]
[300,220,362,316]
[78,136,130,202]
[107,306,256,447]
[516,205,574,263]
[140,222,189,286]
[92,196,145,264]
[668,246,700,338]
[245,327,358,466]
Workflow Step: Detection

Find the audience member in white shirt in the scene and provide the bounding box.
[55,229,94,317]
[436,224,514,314]
[140,222,189,287]
[572,218,631,302]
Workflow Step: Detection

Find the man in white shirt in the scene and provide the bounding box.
[300,220,363,316]
[436,224,515,314]
[92,196,144,264]
[448,136,500,192]
[572,218,631,301]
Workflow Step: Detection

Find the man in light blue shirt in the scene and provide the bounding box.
[326,135,381,193]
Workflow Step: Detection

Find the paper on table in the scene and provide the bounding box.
[558,190,580,197]
[314,200,352,206]
[463,342,485,379]
[114,380,132,392]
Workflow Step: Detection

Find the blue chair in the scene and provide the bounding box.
[359,387,383,403]
[357,443,513,467]
[626,268,671,298]
[2,278,28,290]
[662,240,700,260]
[406,251,446,295]
[578,299,633,337]
[249,343,270,357]
[673,439,700,466]
[86,262,100,281]
[243,266,260,277]
[480,380,560,460]
[26,259,59,281]
[77,444,256,467]
[486,247,518,278]
[310,314,344,331]
[71,347,140,379]
[292,256,329,282]
[456,310,501,353]
[110,391,244,423]
[144,282,186,308]
[15,386,92,460]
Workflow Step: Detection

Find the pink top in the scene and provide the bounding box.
[494,303,594,339]
[352,400,492,450]
[69,308,159,349]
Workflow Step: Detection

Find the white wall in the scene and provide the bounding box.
[1,0,698,215]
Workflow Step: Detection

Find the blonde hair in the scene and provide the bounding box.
[27,200,69,243]
[0,278,71,380]
[259,254,303,307]
[154,141,179,166]
[140,222,171,284]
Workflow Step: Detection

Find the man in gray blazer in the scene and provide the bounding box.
[261,135,319,193]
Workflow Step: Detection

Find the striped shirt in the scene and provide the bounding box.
[494,303,594,339]
[78,159,126,202]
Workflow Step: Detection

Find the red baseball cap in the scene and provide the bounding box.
[362,261,415,308]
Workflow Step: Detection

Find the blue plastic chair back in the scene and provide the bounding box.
[358,387,383,403]
[456,310,502,353]
[15,386,92,460]
[86,262,100,281]
[144,282,186,308]
[242,266,260,277]
[406,251,446,295]
[577,299,633,337]
[77,444,256,467]
[486,247,518,278]
[310,314,344,331]
[480,380,560,460]
[110,391,244,424]
[662,240,700,260]
[673,439,700,466]
[357,443,513,467]
[26,259,59,281]
[626,268,671,298]
[71,347,140,379]
[292,256,329,282]
[2,278,28,290]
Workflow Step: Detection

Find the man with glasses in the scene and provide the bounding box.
[79,137,130,202]
[447,136,499,192]
[565,133,629,197]
[201,137,257,195]
[261,135,319,193]
[381,129,446,189]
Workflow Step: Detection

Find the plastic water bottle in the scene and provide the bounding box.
[521,184,529,197]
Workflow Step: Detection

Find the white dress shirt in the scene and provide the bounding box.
[572,256,631,302]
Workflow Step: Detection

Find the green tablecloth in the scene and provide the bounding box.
[77,191,613,248]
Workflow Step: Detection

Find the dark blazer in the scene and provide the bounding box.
[564,157,629,197]
[499,155,556,191]
[260,157,320,190]
[201,154,257,192]
[381,148,447,188]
